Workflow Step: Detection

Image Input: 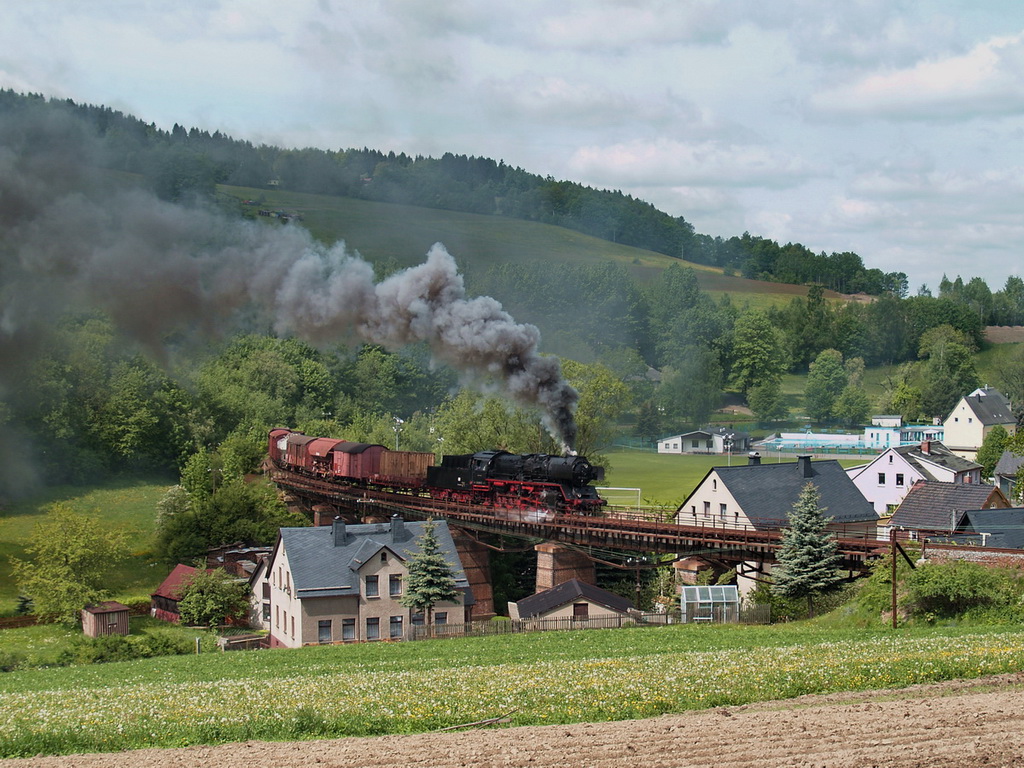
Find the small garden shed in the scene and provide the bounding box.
[81,601,130,637]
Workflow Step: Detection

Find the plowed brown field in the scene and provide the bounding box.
[3,673,1023,768]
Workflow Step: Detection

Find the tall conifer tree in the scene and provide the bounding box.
[400,519,459,627]
[771,482,843,616]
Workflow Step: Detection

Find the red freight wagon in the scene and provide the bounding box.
[268,428,292,464]
[306,437,344,477]
[284,433,318,470]
[332,442,386,480]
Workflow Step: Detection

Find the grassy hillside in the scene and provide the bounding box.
[0,478,174,614]
[221,184,835,311]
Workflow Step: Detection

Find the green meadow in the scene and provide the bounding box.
[1,622,1023,757]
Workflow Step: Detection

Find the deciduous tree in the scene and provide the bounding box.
[805,349,847,422]
[977,425,1010,479]
[177,568,250,628]
[10,505,130,625]
[730,310,786,396]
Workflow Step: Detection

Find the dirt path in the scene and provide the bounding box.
[4,674,1024,768]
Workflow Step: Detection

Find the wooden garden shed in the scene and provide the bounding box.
[81,601,130,637]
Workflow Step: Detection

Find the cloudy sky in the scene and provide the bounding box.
[2,1,1022,293]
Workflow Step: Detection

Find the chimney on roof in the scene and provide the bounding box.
[390,514,405,543]
[332,516,346,547]
[798,455,813,478]
[748,451,761,466]
[921,440,930,455]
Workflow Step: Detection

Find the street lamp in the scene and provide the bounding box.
[725,433,734,466]
[393,417,404,451]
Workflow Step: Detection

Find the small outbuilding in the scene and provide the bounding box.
[151,563,200,623]
[81,601,130,637]
[508,578,634,621]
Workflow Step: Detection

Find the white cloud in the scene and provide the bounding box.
[811,32,1024,119]
[567,138,818,190]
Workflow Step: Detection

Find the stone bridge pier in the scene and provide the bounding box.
[534,542,596,592]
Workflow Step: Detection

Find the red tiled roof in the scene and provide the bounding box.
[151,564,197,600]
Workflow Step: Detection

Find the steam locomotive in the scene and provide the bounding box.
[268,428,606,514]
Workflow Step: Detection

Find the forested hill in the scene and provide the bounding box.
[1,89,904,296]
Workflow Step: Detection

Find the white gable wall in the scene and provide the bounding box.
[847,450,928,514]
[676,470,750,528]
[269,542,302,648]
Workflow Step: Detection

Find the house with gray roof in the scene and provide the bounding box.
[943,386,1015,460]
[952,507,1024,549]
[508,578,634,621]
[885,480,1009,538]
[675,454,878,534]
[994,451,1024,500]
[250,516,472,648]
[846,440,982,515]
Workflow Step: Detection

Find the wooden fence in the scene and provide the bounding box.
[409,611,684,641]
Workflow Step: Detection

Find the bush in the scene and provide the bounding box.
[0,650,24,672]
[54,631,195,666]
[905,560,1010,620]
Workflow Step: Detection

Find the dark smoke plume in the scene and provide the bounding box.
[0,107,579,464]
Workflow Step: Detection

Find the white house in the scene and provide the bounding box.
[676,454,877,533]
[250,516,472,648]
[845,440,982,515]
[658,428,750,455]
[943,386,1015,460]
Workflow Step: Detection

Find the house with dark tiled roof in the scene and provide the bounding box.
[508,578,634,621]
[943,386,1016,460]
[952,507,1024,549]
[884,480,1010,538]
[250,516,472,648]
[845,441,982,515]
[675,454,878,533]
[994,451,1024,501]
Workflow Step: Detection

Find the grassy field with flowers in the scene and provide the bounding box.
[2,622,1024,757]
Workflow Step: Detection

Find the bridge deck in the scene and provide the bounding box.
[270,469,890,570]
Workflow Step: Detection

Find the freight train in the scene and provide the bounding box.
[268,428,606,514]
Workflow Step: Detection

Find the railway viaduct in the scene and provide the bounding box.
[269,468,896,617]
[269,468,1024,617]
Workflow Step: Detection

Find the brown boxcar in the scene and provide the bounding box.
[268,428,292,464]
[378,450,435,485]
[306,437,344,476]
[332,442,386,480]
